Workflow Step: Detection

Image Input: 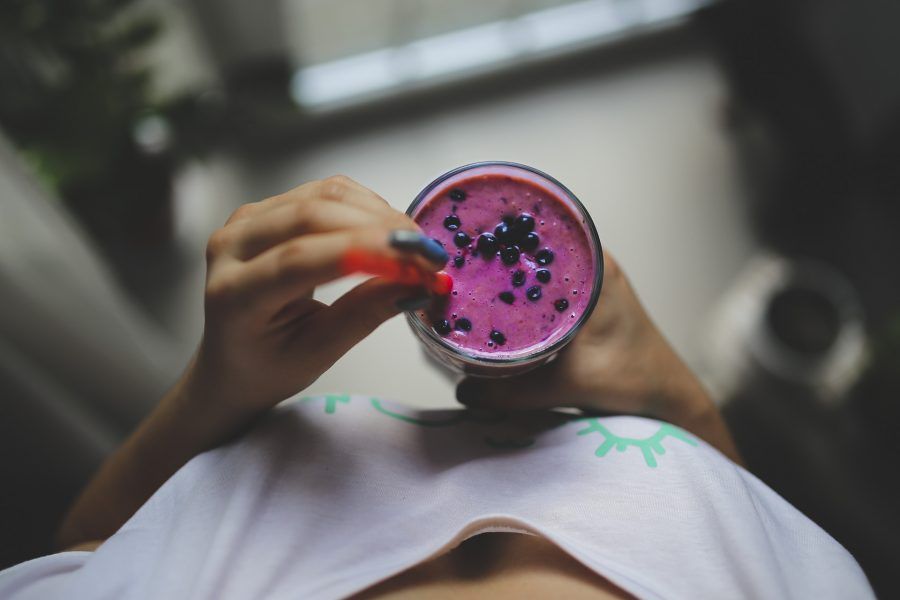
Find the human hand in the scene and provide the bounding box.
[456,252,718,428]
[186,176,447,415]
[57,176,455,550]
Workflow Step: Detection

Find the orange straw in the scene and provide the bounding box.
[340,248,453,295]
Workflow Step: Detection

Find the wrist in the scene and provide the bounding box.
[184,345,271,416]
[643,351,743,464]
[169,354,269,445]
[644,347,716,427]
[655,378,717,432]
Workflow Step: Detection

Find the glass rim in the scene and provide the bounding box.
[405,160,604,366]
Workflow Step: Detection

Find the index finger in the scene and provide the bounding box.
[265,175,398,219]
[226,227,447,314]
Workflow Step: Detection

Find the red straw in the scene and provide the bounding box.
[341,249,453,295]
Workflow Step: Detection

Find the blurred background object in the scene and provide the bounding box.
[1,0,898,595]
[707,253,868,402]
[283,0,715,110]
[0,0,228,252]
[697,1,900,595]
[0,131,177,567]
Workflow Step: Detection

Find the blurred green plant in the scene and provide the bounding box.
[0,0,223,243]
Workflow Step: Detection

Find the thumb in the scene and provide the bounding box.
[305,277,430,367]
[456,360,571,410]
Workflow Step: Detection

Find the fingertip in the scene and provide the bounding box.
[456,378,483,405]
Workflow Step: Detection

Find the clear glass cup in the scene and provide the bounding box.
[405,161,604,377]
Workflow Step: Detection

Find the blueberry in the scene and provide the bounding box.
[476,233,500,255]
[494,222,514,244]
[500,246,520,265]
[453,256,465,268]
[502,214,515,225]
[443,215,461,231]
[514,213,535,234]
[449,188,466,201]
[526,285,542,301]
[536,269,551,283]
[554,298,569,312]
[521,232,540,251]
[455,318,472,332]
[434,319,452,335]
[490,330,506,345]
[498,291,515,305]
[511,270,526,287]
[535,249,554,266]
[454,231,472,247]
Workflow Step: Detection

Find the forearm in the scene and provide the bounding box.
[56,360,261,550]
[651,358,743,466]
[676,403,742,466]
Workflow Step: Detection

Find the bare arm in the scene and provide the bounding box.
[56,366,257,549]
[57,176,446,550]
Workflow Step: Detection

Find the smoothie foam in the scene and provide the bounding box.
[411,168,598,360]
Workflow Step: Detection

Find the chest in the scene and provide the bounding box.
[351,533,633,599]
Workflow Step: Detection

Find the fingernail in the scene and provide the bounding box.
[395,294,432,312]
[389,230,449,266]
[419,237,449,265]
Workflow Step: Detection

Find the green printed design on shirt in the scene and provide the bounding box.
[370,398,466,426]
[576,419,698,468]
[370,399,531,451]
[300,394,350,414]
[368,398,508,427]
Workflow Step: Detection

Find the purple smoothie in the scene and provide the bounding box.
[412,170,597,360]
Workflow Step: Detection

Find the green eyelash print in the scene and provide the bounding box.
[370,397,465,426]
[576,419,697,468]
[370,398,505,427]
[372,399,533,449]
[299,397,694,466]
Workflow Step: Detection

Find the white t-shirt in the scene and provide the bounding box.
[0,395,873,599]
